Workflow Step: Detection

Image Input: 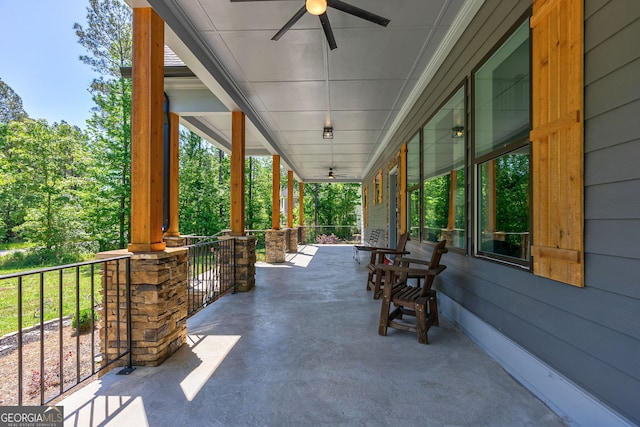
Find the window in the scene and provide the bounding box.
[422,87,466,249]
[474,19,531,264]
[406,132,420,239]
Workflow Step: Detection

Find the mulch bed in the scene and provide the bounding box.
[0,320,101,406]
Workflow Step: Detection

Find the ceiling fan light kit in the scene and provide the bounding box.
[306,0,327,15]
[230,0,390,50]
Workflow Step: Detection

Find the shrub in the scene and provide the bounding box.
[71,308,99,334]
[316,233,338,244]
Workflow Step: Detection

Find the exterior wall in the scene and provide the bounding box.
[364,0,640,424]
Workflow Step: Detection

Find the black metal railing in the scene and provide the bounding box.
[0,255,132,406]
[183,231,225,246]
[186,238,236,316]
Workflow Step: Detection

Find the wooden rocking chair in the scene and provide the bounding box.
[365,232,410,299]
[378,239,448,344]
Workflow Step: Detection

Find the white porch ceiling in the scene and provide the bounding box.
[128,0,481,182]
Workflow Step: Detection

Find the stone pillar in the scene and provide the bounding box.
[98,248,188,367]
[298,226,307,245]
[265,229,287,263]
[235,236,256,292]
[286,228,298,253]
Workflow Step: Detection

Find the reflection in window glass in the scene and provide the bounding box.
[478,149,530,260]
[407,133,420,188]
[422,87,465,249]
[409,188,420,239]
[474,18,530,264]
[475,20,530,159]
[407,132,421,239]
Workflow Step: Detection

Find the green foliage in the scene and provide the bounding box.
[246,157,274,231]
[423,174,450,230]
[74,0,132,79]
[179,130,230,235]
[75,0,133,250]
[4,119,91,254]
[0,249,89,271]
[0,78,28,124]
[495,154,529,232]
[71,307,99,333]
[304,182,360,238]
[83,78,132,250]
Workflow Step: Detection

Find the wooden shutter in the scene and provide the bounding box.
[530,0,584,287]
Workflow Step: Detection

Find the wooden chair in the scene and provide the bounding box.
[365,232,410,299]
[353,228,382,263]
[378,239,448,344]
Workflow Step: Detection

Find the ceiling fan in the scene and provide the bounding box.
[229,0,390,50]
[328,167,347,179]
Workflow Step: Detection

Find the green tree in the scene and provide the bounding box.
[305,183,360,239]
[0,79,29,240]
[82,78,132,250]
[495,153,529,232]
[178,130,229,235]
[75,0,133,249]
[7,119,89,254]
[0,78,28,124]
[246,157,274,231]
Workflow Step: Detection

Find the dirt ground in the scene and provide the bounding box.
[0,320,100,406]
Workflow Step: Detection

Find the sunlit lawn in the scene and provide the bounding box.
[0,265,99,337]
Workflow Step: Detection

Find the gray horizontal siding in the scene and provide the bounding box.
[365,0,640,423]
[585,99,640,153]
[585,140,640,185]
[586,180,640,220]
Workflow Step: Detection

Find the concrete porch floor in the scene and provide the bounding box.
[60,244,566,426]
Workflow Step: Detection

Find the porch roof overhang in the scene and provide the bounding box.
[124,0,485,183]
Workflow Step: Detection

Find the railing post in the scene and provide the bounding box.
[117,257,135,375]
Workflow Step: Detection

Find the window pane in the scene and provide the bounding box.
[422,167,465,248]
[478,148,530,260]
[407,132,420,188]
[475,20,530,158]
[423,87,465,179]
[421,86,465,249]
[409,188,420,239]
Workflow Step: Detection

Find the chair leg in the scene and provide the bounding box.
[378,292,392,337]
[415,302,428,344]
[373,271,384,299]
[428,291,439,327]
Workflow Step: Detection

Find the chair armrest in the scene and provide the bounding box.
[377,264,428,276]
[378,263,446,277]
[395,257,432,267]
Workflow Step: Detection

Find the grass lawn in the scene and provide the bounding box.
[0,263,100,337]
[0,241,34,251]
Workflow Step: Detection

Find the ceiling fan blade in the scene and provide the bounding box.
[272,5,308,41]
[319,13,337,50]
[327,0,390,27]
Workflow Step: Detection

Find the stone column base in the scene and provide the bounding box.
[164,235,187,247]
[298,226,307,245]
[97,247,188,367]
[220,236,256,292]
[265,229,287,263]
[286,228,298,253]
